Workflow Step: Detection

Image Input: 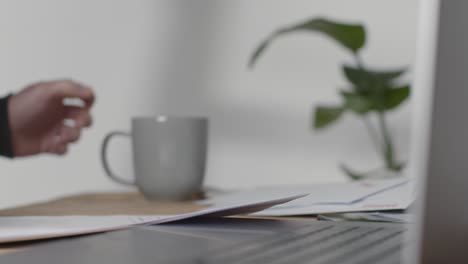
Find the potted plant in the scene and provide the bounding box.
[249,18,410,180]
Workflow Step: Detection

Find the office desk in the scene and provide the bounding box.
[0,192,205,255]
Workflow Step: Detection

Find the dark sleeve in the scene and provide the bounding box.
[0,95,13,158]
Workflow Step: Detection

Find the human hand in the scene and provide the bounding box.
[8,80,95,156]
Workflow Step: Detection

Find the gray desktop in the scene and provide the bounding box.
[1,0,467,263]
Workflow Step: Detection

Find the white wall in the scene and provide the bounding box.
[0,0,418,208]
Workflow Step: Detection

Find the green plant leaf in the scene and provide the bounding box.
[342,65,406,93]
[249,36,274,69]
[283,18,367,53]
[341,86,410,114]
[384,85,410,110]
[249,18,366,68]
[314,106,344,129]
[341,91,375,114]
[339,164,366,180]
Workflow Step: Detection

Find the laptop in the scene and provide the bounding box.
[1,0,467,263]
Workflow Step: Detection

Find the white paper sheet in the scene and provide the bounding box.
[0,216,167,243]
[0,194,305,243]
[200,178,414,216]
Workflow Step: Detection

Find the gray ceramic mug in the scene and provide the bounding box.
[101,116,208,200]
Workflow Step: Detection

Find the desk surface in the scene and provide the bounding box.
[0,192,204,217]
[0,192,205,255]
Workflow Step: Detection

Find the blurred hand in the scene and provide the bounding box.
[8,80,95,156]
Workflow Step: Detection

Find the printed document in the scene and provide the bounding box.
[201,178,413,216]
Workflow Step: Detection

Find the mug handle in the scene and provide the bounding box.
[101,131,136,186]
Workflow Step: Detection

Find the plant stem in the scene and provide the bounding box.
[353,52,401,173]
[377,111,399,171]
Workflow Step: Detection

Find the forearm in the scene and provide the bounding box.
[0,95,13,158]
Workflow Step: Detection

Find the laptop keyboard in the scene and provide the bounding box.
[198,223,407,264]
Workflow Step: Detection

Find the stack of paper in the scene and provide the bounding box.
[200,178,414,216]
[0,194,305,243]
